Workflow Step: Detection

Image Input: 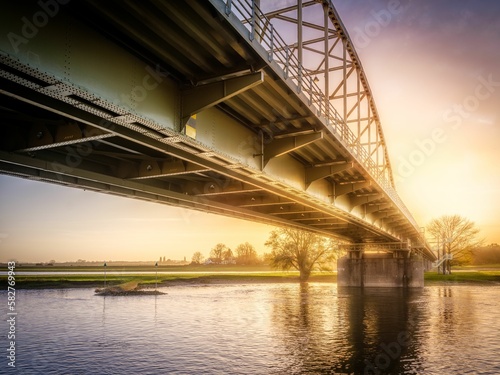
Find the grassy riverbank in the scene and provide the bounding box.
[7,264,275,273]
[1,266,499,289]
[424,270,500,284]
[1,265,337,289]
[3,273,339,289]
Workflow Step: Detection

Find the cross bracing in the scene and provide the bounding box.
[220,0,425,246]
[0,0,435,259]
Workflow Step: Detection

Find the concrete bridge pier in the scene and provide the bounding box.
[337,246,424,288]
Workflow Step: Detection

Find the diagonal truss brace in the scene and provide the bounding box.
[181,71,264,126]
[305,161,353,189]
[335,181,371,197]
[264,131,323,166]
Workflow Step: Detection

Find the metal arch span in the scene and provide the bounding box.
[0,0,435,260]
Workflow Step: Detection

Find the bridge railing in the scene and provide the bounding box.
[340,241,411,252]
[221,0,420,232]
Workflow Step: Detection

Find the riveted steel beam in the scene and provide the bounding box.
[0,151,350,238]
[0,0,435,258]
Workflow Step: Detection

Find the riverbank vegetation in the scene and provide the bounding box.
[2,267,499,289]
[1,270,336,289]
[424,271,500,284]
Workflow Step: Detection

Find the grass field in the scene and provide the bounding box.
[1,264,336,289]
[3,273,339,289]
[9,264,275,273]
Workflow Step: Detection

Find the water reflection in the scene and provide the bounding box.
[271,284,426,374]
[420,286,482,374]
[350,288,426,375]
[9,284,500,374]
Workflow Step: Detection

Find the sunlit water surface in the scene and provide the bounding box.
[2,283,500,374]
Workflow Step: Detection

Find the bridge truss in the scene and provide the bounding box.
[0,0,435,259]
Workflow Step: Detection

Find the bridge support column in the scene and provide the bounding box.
[337,252,424,288]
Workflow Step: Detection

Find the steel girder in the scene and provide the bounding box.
[0,0,435,259]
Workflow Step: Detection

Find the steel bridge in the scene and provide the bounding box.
[0,0,435,261]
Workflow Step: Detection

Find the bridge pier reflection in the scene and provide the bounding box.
[270,284,425,374]
[338,243,424,287]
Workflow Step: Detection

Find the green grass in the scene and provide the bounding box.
[424,270,500,284]
[11,264,274,273]
[452,264,500,270]
[1,269,337,289]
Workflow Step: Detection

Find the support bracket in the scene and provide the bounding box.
[350,194,382,208]
[264,131,323,166]
[335,181,371,197]
[305,161,353,189]
[181,71,264,126]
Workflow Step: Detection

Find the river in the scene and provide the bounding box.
[2,283,499,374]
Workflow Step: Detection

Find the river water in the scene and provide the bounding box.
[2,283,499,374]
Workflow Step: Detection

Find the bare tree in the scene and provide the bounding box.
[222,248,234,262]
[210,243,229,264]
[235,242,258,265]
[265,227,339,281]
[191,251,204,265]
[427,215,482,274]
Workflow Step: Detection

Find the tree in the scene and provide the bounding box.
[191,251,204,265]
[427,215,482,274]
[472,244,500,265]
[265,227,339,281]
[235,242,258,265]
[260,252,273,265]
[210,243,229,264]
[222,248,234,262]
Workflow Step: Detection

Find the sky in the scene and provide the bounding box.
[1,0,499,262]
[334,0,500,244]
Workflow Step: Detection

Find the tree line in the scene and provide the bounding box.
[191,228,346,281]
[190,214,489,280]
[191,241,263,266]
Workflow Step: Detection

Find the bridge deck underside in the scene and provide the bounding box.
[0,0,435,259]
